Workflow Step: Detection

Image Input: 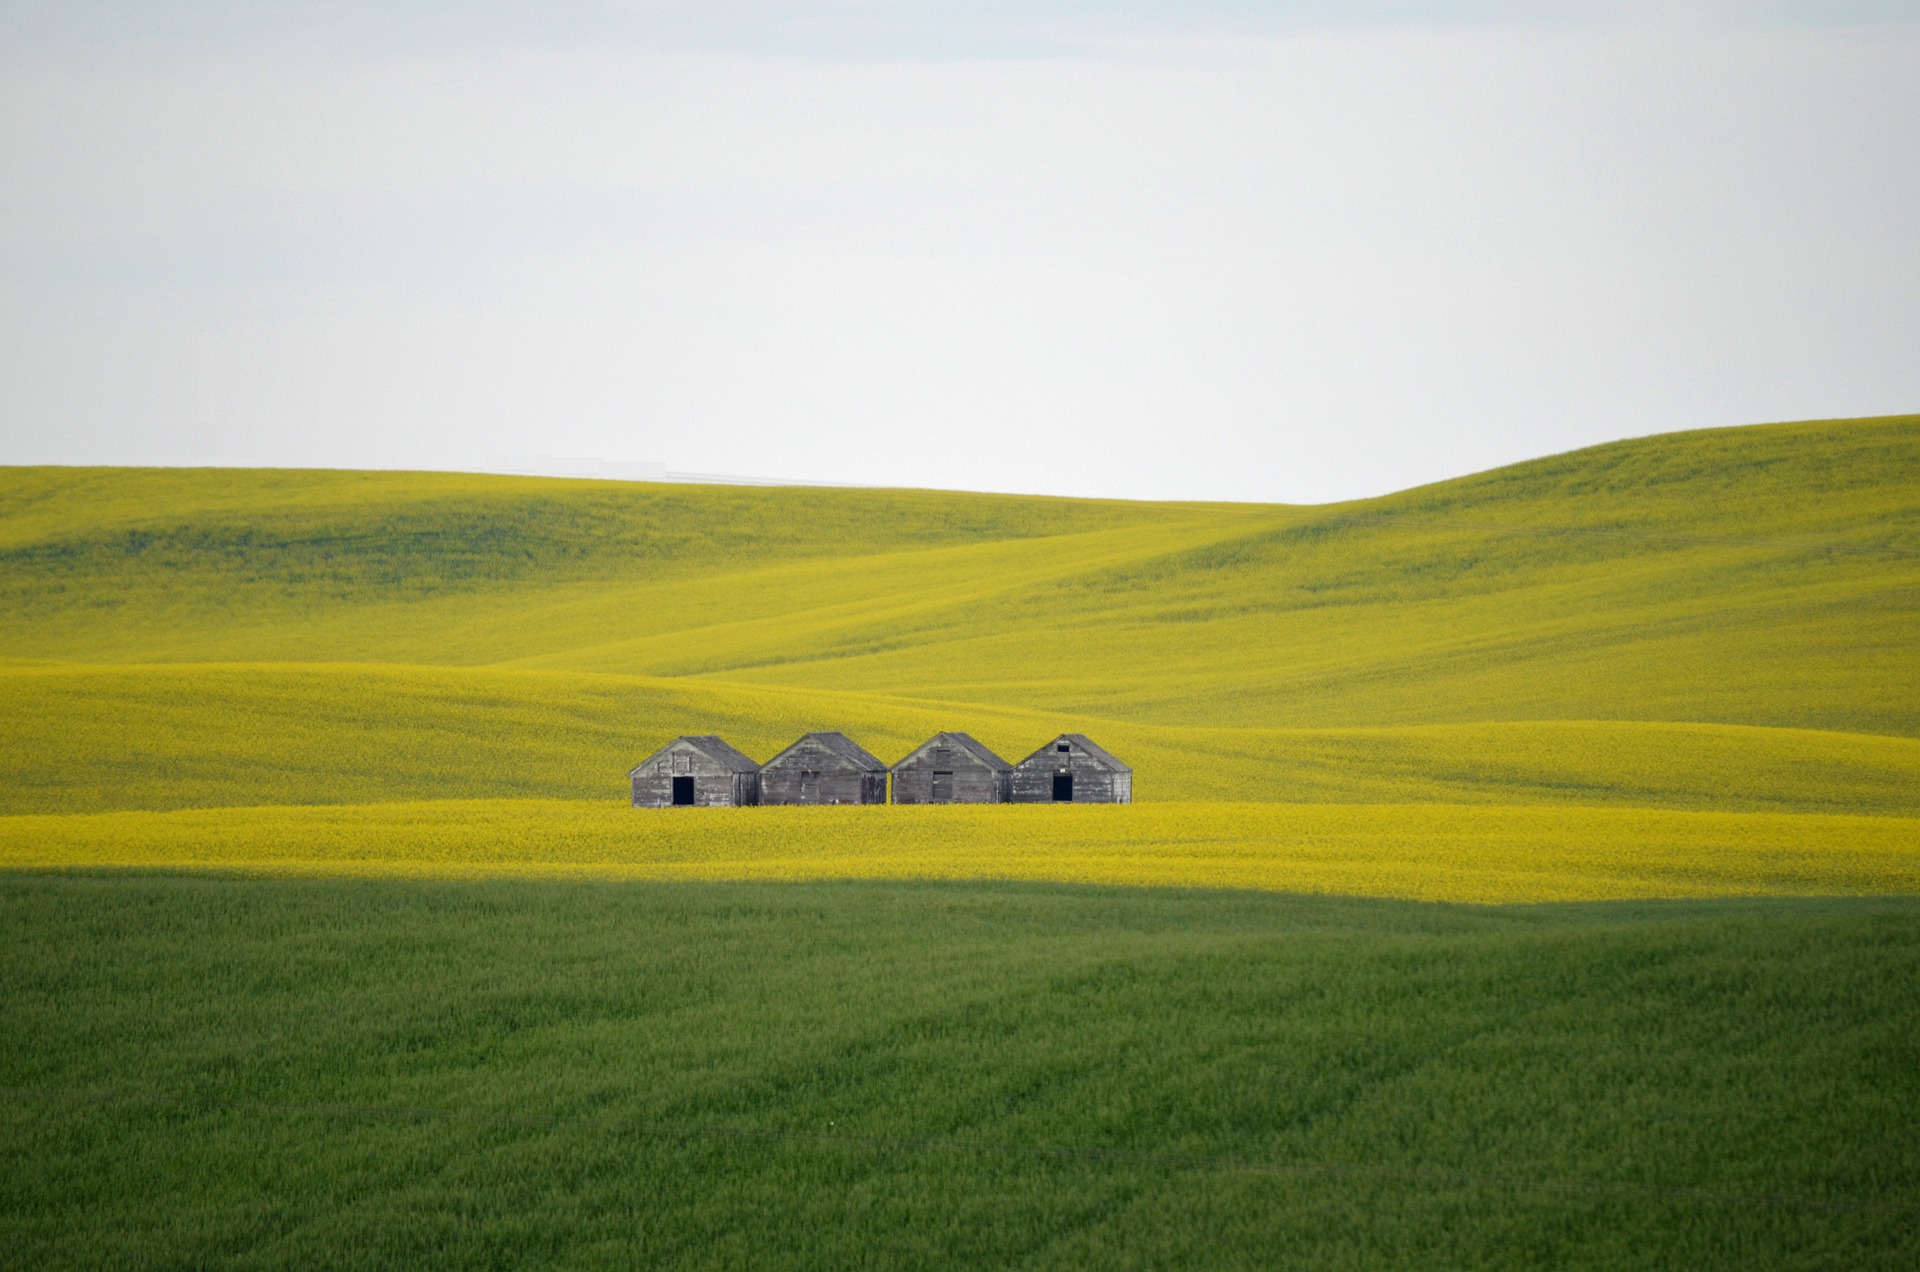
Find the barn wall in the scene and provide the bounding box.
[760,740,887,805]
[1009,744,1131,804]
[632,747,757,807]
[893,752,1004,804]
[761,765,883,805]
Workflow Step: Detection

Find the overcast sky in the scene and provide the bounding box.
[2,2,1916,501]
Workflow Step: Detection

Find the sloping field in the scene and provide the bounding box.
[5,664,1920,817]
[1,413,1917,894]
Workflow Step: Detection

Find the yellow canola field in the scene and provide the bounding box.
[4,417,1919,902]
[9,662,1920,817]
[5,800,1916,904]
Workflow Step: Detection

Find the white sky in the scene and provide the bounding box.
[2,3,1917,501]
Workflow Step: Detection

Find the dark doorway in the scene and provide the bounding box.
[931,771,954,802]
[672,776,695,806]
[1052,773,1074,802]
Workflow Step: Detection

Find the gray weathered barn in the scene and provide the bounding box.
[891,732,1012,804]
[1010,733,1132,803]
[759,731,889,805]
[629,735,761,807]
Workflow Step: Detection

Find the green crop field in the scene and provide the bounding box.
[4,877,1918,1269]
[3,414,1918,1265]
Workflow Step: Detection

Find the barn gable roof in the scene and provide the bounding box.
[1015,733,1131,773]
[627,734,761,776]
[764,730,889,773]
[893,731,1013,773]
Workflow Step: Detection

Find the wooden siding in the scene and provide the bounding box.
[1009,739,1132,804]
[760,739,887,805]
[893,744,1008,804]
[631,742,759,808]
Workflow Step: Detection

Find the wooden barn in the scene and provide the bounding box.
[891,732,1013,804]
[1010,733,1133,803]
[629,735,761,808]
[759,731,889,805]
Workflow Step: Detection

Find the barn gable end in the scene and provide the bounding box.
[760,731,889,805]
[1009,733,1133,804]
[891,732,1013,804]
[629,735,761,808]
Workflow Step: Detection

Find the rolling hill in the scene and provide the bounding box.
[1,413,1917,890]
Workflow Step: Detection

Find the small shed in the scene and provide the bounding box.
[892,732,1013,804]
[759,731,890,805]
[1010,733,1132,803]
[629,735,761,808]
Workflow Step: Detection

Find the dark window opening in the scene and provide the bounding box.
[1053,773,1074,802]
[672,776,695,806]
[1056,743,1070,753]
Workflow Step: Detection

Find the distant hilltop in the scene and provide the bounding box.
[485,456,878,488]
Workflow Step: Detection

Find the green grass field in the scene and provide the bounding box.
[4,877,1917,1269]
[3,414,1918,1264]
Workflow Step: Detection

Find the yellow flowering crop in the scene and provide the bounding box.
[4,801,1914,905]
[2,415,1917,903]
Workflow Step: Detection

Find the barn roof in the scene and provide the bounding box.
[765,730,889,773]
[893,731,1013,772]
[1016,733,1132,773]
[627,734,761,776]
